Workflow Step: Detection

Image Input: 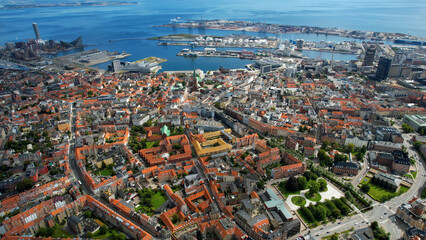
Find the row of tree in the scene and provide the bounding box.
[298,197,351,223]
[370,176,398,192]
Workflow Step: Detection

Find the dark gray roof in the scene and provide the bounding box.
[333,161,358,169]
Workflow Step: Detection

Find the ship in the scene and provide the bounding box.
[394,38,426,46]
[170,17,181,23]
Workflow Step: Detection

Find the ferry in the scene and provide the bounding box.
[170,17,181,23]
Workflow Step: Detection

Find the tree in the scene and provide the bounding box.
[143,120,153,127]
[318,179,327,192]
[36,228,47,237]
[413,141,423,150]
[286,176,299,192]
[361,184,370,193]
[355,152,364,161]
[334,153,348,162]
[17,178,34,192]
[402,123,414,133]
[360,145,367,154]
[318,149,333,167]
[309,181,319,195]
[311,204,327,221]
[257,179,265,189]
[117,233,126,240]
[347,143,355,153]
[304,171,312,181]
[300,206,315,222]
[345,191,353,201]
[87,232,93,238]
[100,225,108,235]
[83,210,92,218]
[331,141,338,149]
[330,233,339,240]
[87,90,93,97]
[321,140,329,150]
[298,176,308,190]
[331,209,341,218]
[418,127,426,136]
[371,221,390,240]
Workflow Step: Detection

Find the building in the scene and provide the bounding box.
[345,135,368,148]
[67,215,84,234]
[332,161,359,176]
[376,150,410,174]
[403,227,426,240]
[373,141,402,152]
[32,23,41,40]
[396,197,426,232]
[403,115,426,131]
[375,57,392,81]
[261,189,293,221]
[372,172,401,192]
[271,152,306,179]
[363,44,376,66]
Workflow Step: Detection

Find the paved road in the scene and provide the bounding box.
[351,154,368,186]
[307,133,426,239]
[68,107,93,195]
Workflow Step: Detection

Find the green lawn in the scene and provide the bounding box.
[51,226,73,238]
[151,192,167,209]
[305,192,322,202]
[136,190,167,216]
[278,185,300,197]
[412,171,418,179]
[99,168,114,176]
[367,182,410,202]
[146,141,160,149]
[291,196,307,206]
[93,232,111,240]
[360,176,371,185]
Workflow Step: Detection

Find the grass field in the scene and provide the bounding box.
[367,183,410,202]
[360,176,371,185]
[291,196,307,206]
[99,168,114,176]
[278,185,300,197]
[51,226,73,238]
[145,141,160,149]
[305,192,322,202]
[151,192,167,209]
[136,191,167,216]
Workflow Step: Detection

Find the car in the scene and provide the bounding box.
[338,222,341,224]
[380,216,383,219]
[384,212,387,215]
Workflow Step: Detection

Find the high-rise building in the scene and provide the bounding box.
[296,39,304,49]
[191,67,198,92]
[32,23,41,40]
[363,44,376,66]
[375,57,392,81]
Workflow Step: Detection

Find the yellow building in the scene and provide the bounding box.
[95,157,113,168]
[191,129,234,157]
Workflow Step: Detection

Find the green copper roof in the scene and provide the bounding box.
[161,125,170,136]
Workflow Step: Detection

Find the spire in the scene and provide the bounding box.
[192,65,198,92]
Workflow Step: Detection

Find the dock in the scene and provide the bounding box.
[56,49,131,67]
